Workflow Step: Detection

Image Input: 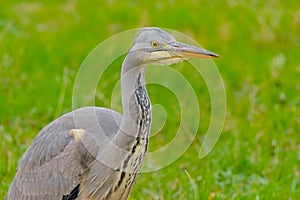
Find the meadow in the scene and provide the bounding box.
[0,0,299,199]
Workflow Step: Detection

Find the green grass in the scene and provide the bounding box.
[1,0,299,199]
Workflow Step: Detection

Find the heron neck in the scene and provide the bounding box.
[119,57,151,138]
[97,53,152,176]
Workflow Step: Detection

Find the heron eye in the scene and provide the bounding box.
[151,41,159,48]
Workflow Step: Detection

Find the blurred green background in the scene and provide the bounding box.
[1,0,299,199]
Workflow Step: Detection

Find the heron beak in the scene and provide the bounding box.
[169,41,219,59]
[146,41,218,65]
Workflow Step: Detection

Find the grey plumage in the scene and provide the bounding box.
[6,27,218,200]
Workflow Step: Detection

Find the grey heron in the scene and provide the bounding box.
[6,27,218,200]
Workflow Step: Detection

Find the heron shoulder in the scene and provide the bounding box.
[19,106,122,169]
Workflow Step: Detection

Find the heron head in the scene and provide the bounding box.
[129,27,219,66]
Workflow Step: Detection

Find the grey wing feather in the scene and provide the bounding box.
[6,107,122,200]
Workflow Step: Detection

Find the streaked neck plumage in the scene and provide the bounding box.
[101,51,152,199]
[112,51,152,170]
